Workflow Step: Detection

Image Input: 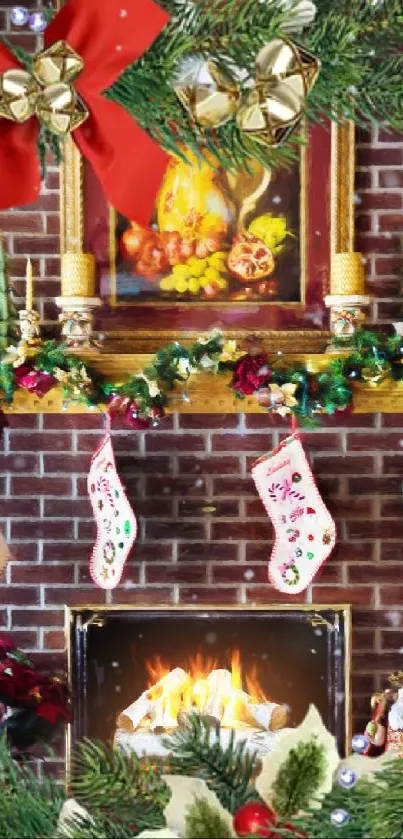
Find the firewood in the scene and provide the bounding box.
[203,669,232,722]
[243,701,288,731]
[116,692,151,732]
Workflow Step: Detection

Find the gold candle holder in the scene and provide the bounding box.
[330,252,365,296]
[61,252,96,298]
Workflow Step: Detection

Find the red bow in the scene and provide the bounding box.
[0,0,169,224]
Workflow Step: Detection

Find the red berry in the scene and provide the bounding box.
[233,802,277,837]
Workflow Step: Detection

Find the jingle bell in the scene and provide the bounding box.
[174,57,239,129]
[0,68,39,122]
[236,37,319,147]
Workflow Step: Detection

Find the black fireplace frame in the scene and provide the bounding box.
[66,603,352,760]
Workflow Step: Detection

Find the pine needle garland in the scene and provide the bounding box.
[185,797,233,838]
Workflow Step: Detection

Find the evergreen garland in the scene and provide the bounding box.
[4,0,403,171]
[164,715,258,813]
[185,797,233,838]
[271,739,327,818]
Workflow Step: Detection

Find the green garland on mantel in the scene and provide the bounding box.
[1,328,402,427]
[8,0,403,172]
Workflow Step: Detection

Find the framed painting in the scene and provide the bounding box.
[60,121,355,353]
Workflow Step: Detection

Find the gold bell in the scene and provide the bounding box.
[175,57,239,129]
[0,68,39,122]
[36,83,87,135]
[236,38,319,147]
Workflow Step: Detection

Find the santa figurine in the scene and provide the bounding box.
[365,672,403,758]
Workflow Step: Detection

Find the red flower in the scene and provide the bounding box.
[37,701,71,725]
[124,404,151,429]
[14,365,56,398]
[0,660,41,706]
[232,353,271,396]
[107,394,132,415]
[0,635,16,660]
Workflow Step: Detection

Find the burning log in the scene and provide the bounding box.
[203,669,232,723]
[243,701,288,731]
[148,667,189,731]
[116,692,151,732]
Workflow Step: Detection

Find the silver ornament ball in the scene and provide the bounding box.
[28,11,47,32]
[10,6,29,26]
[330,809,350,828]
[337,767,357,789]
[351,733,370,754]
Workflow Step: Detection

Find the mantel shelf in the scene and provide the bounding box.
[3,353,403,415]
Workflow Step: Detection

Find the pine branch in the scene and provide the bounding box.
[164,715,257,813]
[271,739,327,818]
[185,797,233,838]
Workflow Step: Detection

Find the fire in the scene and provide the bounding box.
[143,649,269,729]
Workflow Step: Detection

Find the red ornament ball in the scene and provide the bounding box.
[233,802,278,837]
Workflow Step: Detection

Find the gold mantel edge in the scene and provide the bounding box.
[4,353,403,413]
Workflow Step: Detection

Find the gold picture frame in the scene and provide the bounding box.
[60,122,355,354]
[65,602,352,767]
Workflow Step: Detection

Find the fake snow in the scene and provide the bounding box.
[386,611,402,627]
[272,195,282,204]
[205,632,217,644]
[244,569,255,581]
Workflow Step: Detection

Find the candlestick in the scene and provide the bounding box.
[330,253,365,296]
[25,258,33,311]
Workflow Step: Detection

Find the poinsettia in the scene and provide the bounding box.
[14,364,56,398]
[232,353,271,396]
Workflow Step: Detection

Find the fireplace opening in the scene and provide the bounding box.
[68,605,351,758]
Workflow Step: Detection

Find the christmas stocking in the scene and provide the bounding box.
[251,433,336,594]
[88,430,137,589]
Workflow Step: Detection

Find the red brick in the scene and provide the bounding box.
[0,454,39,473]
[9,543,39,563]
[327,497,374,519]
[348,521,403,539]
[212,521,272,541]
[11,610,64,628]
[379,213,403,232]
[6,415,39,430]
[355,170,372,190]
[132,543,173,563]
[354,609,403,628]
[44,588,106,606]
[245,498,268,517]
[145,521,206,540]
[42,415,103,430]
[356,234,402,254]
[11,477,72,496]
[0,214,44,233]
[245,586,307,604]
[383,455,403,474]
[245,543,272,562]
[332,542,375,563]
[77,521,96,540]
[10,521,74,540]
[110,587,174,605]
[355,214,372,233]
[43,454,91,473]
[137,499,174,518]
[10,564,74,584]
[363,193,402,210]
[284,432,342,452]
[348,564,403,584]
[353,629,376,650]
[178,587,239,604]
[380,586,403,605]
[375,257,403,275]
[212,433,273,452]
[380,631,403,651]
[146,433,206,453]
[42,542,92,563]
[0,587,39,605]
[180,498,238,517]
[381,499,403,517]
[8,432,72,452]
[43,631,65,650]
[213,564,267,584]
[353,651,402,671]
[313,455,375,475]
[45,215,60,235]
[347,432,403,451]
[379,170,403,188]
[43,498,92,518]
[315,562,342,584]
[349,477,403,495]
[119,455,171,475]
[178,456,241,475]
[177,542,238,562]
[146,564,207,584]
[179,414,240,429]
[214,477,255,496]
[0,498,39,517]
[380,543,403,562]
[5,630,38,650]
[13,236,59,255]
[358,148,402,166]
[311,586,374,605]
[377,301,403,319]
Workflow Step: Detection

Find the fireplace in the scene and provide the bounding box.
[67,605,351,757]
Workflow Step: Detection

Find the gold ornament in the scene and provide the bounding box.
[236,37,319,146]
[0,40,88,136]
[174,57,240,129]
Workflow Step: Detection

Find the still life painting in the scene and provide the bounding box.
[112,149,302,305]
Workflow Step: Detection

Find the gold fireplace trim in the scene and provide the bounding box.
[65,603,352,766]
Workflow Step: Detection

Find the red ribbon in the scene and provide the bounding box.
[0,0,169,224]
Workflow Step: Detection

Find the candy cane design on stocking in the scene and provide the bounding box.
[88,430,137,589]
[251,433,336,594]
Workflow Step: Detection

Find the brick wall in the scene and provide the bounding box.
[1,2,403,732]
